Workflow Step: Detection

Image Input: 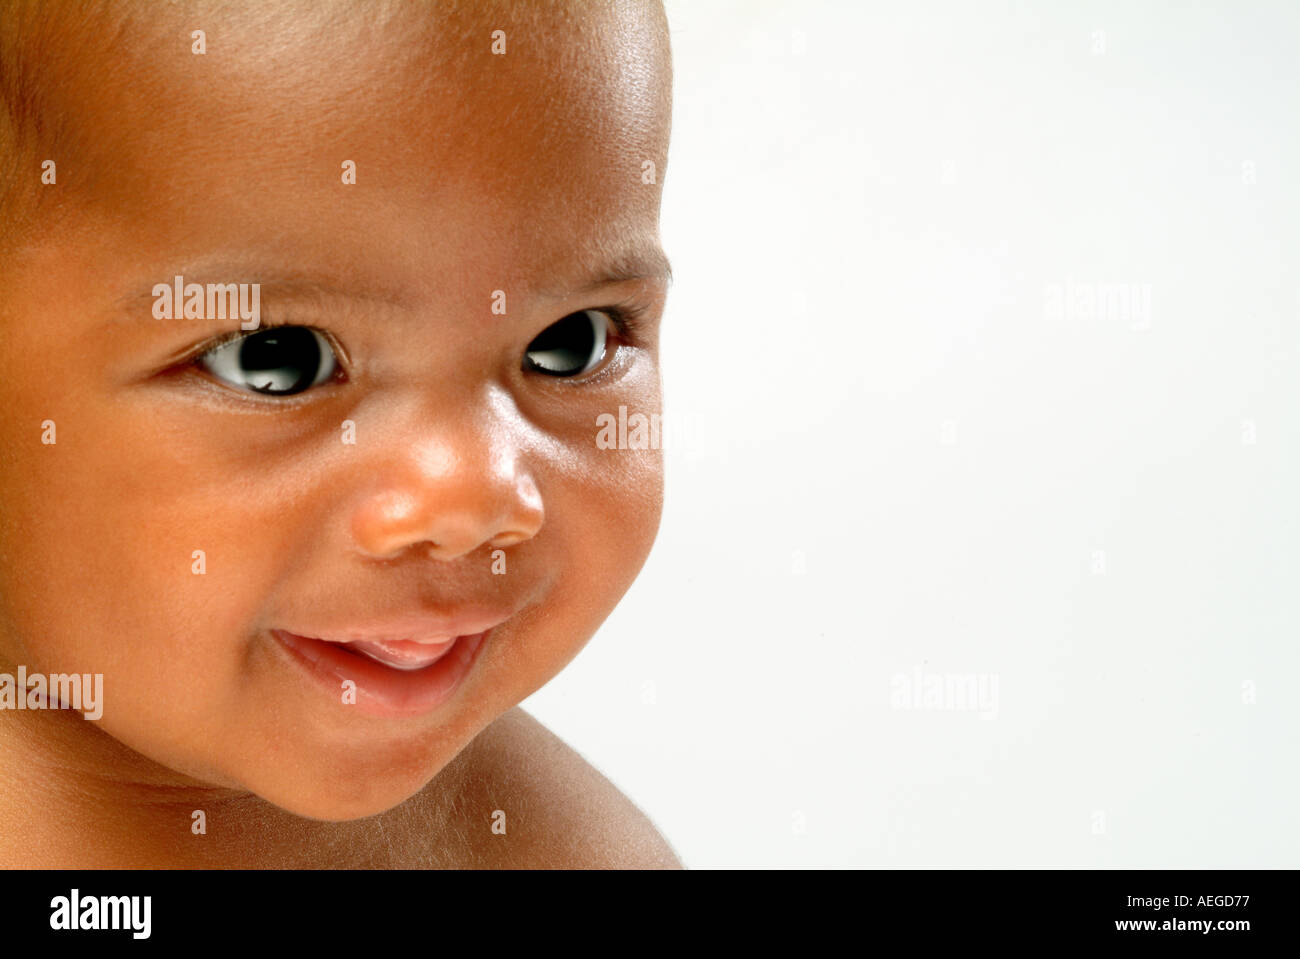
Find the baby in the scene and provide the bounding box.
[0,0,678,868]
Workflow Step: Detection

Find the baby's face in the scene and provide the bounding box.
[0,1,670,818]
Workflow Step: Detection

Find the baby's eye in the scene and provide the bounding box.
[523,309,611,377]
[197,326,339,396]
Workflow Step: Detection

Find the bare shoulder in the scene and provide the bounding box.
[444,706,682,869]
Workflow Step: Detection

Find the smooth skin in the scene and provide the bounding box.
[0,0,678,867]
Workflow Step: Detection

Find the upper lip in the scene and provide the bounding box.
[279,607,519,646]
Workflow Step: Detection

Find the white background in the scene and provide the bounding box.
[523,0,1300,866]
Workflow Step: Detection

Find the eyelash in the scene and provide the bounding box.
[179,299,653,388]
[532,299,655,385]
[176,318,341,368]
[601,300,650,343]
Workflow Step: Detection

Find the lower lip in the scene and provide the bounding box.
[271,628,490,719]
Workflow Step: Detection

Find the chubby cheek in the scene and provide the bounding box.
[496,363,667,686]
[486,441,664,700]
[0,413,300,782]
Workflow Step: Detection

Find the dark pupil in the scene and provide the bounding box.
[239,328,322,394]
[529,311,595,374]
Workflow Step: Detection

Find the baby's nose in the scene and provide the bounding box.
[349,437,544,563]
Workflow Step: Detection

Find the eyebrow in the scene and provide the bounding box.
[110,242,673,321]
[548,242,674,297]
[112,272,409,312]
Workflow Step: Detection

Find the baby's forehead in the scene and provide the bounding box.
[13,0,666,112]
[1,0,671,253]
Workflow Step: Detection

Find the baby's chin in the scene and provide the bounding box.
[94,700,480,823]
[251,773,440,823]
[203,750,452,823]
[231,721,482,822]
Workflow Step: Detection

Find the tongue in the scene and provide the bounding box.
[348,637,458,671]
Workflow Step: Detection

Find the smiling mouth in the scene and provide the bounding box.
[270,626,495,718]
[342,636,460,671]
